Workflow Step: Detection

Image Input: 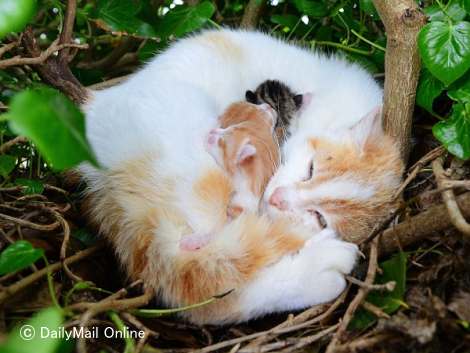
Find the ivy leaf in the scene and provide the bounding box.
[0,307,64,353]
[350,252,408,329]
[433,102,470,159]
[0,240,44,275]
[292,0,328,18]
[418,21,470,85]
[5,87,98,171]
[95,0,156,37]
[425,3,467,22]
[448,72,470,103]
[270,14,299,30]
[416,69,446,112]
[15,178,44,195]
[359,0,378,17]
[155,2,215,39]
[0,0,37,39]
[0,155,16,178]
[459,0,470,15]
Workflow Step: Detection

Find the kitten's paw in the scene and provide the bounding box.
[179,232,212,251]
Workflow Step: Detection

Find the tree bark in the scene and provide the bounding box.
[240,0,264,29]
[380,192,470,255]
[372,0,427,161]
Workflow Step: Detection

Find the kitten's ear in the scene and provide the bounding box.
[246,90,258,104]
[237,141,257,165]
[349,105,384,150]
[295,92,313,112]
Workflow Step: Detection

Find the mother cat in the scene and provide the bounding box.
[80,29,403,324]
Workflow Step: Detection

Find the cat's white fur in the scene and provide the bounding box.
[80,29,387,323]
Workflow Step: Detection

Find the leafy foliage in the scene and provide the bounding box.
[0,0,36,39]
[350,252,408,329]
[417,2,470,159]
[5,87,98,170]
[0,240,44,275]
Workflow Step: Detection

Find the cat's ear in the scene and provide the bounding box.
[349,105,384,150]
[295,92,313,112]
[246,90,258,104]
[237,141,257,165]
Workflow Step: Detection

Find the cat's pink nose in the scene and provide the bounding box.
[269,187,288,210]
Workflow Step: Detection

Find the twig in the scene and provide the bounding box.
[240,0,264,29]
[87,74,131,90]
[0,39,87,69]
[394,145,445,199]
[275,324,339,353]
[346,276,395,292]
[0,212,60,231]
[75,288,153,353]
[0,136,28,154]
[0,244,104,304]
[192,290,348,353]
[77,37,135,70]
[0,40,20,59]
[59,0,78,61]
[432,158,470,237]
[380,192,470,253]
[335,333,391,352]
[325,237,379,353]
[362,301,390,319]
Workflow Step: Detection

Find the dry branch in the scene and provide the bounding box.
[0,244,104,304]
[380,192,470,253]
[432,158,470,237]
[372,0,427,160]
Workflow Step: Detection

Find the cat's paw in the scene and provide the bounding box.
[302,228,358,275]
[179,232,212,251]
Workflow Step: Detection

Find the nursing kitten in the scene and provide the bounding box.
[207,101,280,217]
[179,102,280,251]
[245,80,312,141]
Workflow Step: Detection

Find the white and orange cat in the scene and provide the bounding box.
[79,29,403,324]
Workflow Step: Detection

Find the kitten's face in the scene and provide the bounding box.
[263,107,404,242]
[206,102,280,197]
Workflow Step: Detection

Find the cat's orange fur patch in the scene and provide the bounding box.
[197,31,243,61]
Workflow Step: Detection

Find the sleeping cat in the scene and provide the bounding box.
[180,101,280,251]
[245,79,312,142]
[79,29,403,324]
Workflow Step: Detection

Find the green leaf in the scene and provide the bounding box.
[425,3,467,22]
[416,69,445,112]
[72,228,98,247]
[359,0,378,17]
[461,0,470,14]
[0,307,64,353]
[292,0,328,18]
[418,21,470,85]
[0,0,37,39]
[270,14,299,29]
[433,102,470,159]
[155,2,215,39]
[0,154,16,177]
[350,252,408,329]
[95,0,156,37]
[448,72,470,102]
[5,87,98,171]
[15,178,44,195]
[0,240,44,275]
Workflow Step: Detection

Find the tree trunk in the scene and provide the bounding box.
[372,0,427,161]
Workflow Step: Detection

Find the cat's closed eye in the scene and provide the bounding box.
[303,160,314,181]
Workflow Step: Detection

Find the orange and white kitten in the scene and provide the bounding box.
[179,102,280,251]
[206,102,280,217]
